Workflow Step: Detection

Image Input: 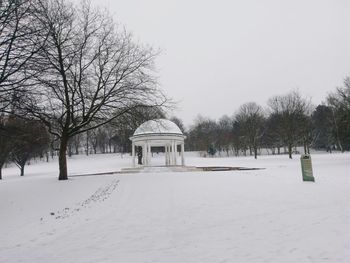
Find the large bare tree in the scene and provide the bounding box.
[18,0,166,180]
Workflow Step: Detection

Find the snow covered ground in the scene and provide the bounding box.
[1,152,349,262]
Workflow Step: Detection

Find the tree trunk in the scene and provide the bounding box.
[86,131,89,156]
[68,142,72,157]
[0,163,2,180]
[288,144,292,159]
[58,136,69,180]
[254,146,258,159]
[332,109,343,152]
[20,165,24,176]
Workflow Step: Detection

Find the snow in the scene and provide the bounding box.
[133,119,183,135]
[1,152,349,262]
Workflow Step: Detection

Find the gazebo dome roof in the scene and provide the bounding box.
[133,119,183,136]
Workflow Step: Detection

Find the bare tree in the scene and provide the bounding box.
[311,105,335,151]
[108,105,166,154]
[216,115,233,156]
[18,0,166,180]
[72,133,82,155]
[187,116,218,154]
[327,77,350,151]
[170,116,185,133]
[235,102,265,159]
[263,113,284,154]
[268,91,311,159]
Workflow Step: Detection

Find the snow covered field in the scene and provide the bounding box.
[1,153,349,263]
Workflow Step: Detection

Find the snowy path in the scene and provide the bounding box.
[0,153,349,262]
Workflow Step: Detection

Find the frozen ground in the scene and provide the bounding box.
[0,152,349,262]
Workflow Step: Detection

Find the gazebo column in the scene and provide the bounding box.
[168,145,171,165]
[181,142,185,166]
[147,142,151,165]
[174,141,177,165]
[169,144,172,166]
[142,143,147,165]
[165,145,169,166]
[171,140,176,165]
[132,142,135,167]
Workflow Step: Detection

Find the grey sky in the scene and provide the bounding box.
[91,0,350,126]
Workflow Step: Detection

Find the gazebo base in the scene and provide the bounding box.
[121,166,199,173]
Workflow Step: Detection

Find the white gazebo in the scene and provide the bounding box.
[129,119,186,167]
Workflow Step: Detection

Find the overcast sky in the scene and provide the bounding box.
[91,0,350,126]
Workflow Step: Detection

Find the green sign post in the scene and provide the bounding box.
[300,154,315,182]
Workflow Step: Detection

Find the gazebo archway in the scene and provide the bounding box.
[129,119,186,167]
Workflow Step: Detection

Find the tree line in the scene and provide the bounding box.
[185,81,350,159]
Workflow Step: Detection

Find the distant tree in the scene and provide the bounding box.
[327,77,350,151]
[96,128,108,154]
[187,116,217,153]
[88,129,99,155]
[10,117,49,176]
[72,133,82,155]
[109,106,166,154]
[268,91,311,159]
[170,116,185,133]
[103,124,117,153]
[231,120,243,156]
[216,115,233,156]
[311,105,335,151]
[235,102,265,159]
[262,113,283,154]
